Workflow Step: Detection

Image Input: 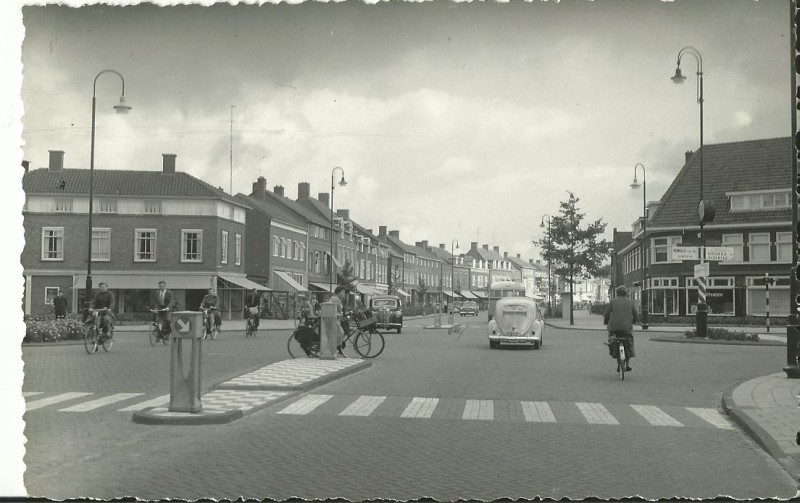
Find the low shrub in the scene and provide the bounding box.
[684,327,760,342]
[24,313,86,343]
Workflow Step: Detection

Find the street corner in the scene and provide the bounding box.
[132,406,243,426]
[214,357,372,392]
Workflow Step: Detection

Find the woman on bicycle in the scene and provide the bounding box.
[199,288,222,329]
[245,288,262,329]
[603,286,638,371]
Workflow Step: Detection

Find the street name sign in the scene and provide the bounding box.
[704,246,734,261]
[694,262,710,278]
[672,246,699,261]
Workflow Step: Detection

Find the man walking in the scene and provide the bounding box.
[53,290,68,319]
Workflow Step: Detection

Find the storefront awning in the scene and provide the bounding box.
[74,273,213,290]
[470,290,486,299]
[309,282,334,293]
[355,283,380,295]
[273,271,308,292]
[460,291,477,299]
[443,289,463,298]
[217,273,271,291]
[395,288,410,297]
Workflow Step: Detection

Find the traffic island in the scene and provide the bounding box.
[132,406,243,425]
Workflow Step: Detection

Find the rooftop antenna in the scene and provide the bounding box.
[229,105,235,194]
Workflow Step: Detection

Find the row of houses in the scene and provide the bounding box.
[611,136,793,320]
[21,150,559,319]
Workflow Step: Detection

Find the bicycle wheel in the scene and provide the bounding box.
[101,331,113,352]
[210,325,219,340]
[245,320,253,337]
[618,344,626,381]
[287,332,318,358]
[149,324,158,346]
[84,326,98,354]
[352,330,373,358]
[359,329,385,358]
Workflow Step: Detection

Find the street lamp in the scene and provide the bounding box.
[85,69,131,312]
[451,239,459,308]
[672,46,708,337]
[329,166,347,296]
[540,214,552,316]
[630,163,649,330]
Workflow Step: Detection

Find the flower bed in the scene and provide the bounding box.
[24,313,86,343]
[684,327,760,342]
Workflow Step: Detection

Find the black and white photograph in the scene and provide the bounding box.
[2,0,800,499]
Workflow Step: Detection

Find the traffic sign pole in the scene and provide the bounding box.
[696,246,708,338]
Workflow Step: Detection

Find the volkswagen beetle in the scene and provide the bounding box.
[487,296,544,349]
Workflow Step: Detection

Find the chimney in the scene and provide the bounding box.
[439,244,445,249]
[251,177,267,200]
[494,246,500,254]
[297,182,310,201]
[48,150,64,171]
[517,253,521,258]
[482,244,489,250]
[471,242,478,250]
[162,154,176,175]
[685,150,693,163]
[22,160,29,173]
[379,226,387,237]
[318,192,330,207]
[529,259,534,265]
[389,230,400,238]
[273,185,285,197]
[536,259,541,265]
[336,209,349,220]
[504,252,508,258]
[415,241,422,248]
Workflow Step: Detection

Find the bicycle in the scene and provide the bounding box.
[84,308,113,354]
[287,310,385,359]
[607,331,632,381]
[200,306,220,340]
[245,306,259,337]
[149,308,171,346]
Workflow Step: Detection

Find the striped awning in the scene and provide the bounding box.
[470,290,486,299]
[273,270,308,292]
[355,283,380,295]
[442,289,463,298]
[217,273,271,291]
[309,282,334,293]
[460,291,477,299]
[74,273,214,290]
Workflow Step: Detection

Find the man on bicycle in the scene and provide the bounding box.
[155,280,174,336]
[603,285,638,372]
[90,282,116,338]
[297,294,316,327]
[199,288,222,329]
[245,288,262,329]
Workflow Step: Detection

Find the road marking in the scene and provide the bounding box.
[118,394,171,412]
[401,397,439,418]
[631,405,684,427]
[576,402,619,425]
[521,401,556,423]
[26,392,94,411]
[277,394,333,415]
[22,392,43,397]
[339,395,386,417]
[60,393,144,412]
[463,399,494,420]
[687,407,734,429]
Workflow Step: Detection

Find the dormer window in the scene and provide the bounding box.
[98,198,117,214]
[729,190,790,211]
[53,198,72,213]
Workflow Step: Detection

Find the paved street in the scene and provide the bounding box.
[22,314,797,499]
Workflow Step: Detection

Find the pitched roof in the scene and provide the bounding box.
[649,137,792,228]
[23,168,247,207]
[507,255,535,270]
[427,246,454,262]
[238,190,329,228]
[466,246,504,262]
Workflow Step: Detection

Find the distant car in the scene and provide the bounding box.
[449,301,462,314]
[487,296,544,349]
[370,295,403,333]
[459,301,479,316]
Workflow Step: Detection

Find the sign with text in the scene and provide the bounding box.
[704,246,735,261]
[694,262,710,278]
[672,246,699,261]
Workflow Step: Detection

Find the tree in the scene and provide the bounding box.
[534,192,611,325]
[417,277,428,305]
[388,265,402,295]
[337,258,358,293]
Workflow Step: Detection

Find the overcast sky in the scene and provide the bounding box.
[15,0,794,261]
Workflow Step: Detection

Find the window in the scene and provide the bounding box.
[280,238,287,258]
[181,229,203,262]
[748,233,771,262]
[314,251,321,274]
[730,191,791,211]
[53,198,72,213]
[299,243,305,262]
[651,236,682,263]
[41,227,64,260]
[235,234,242,265]
[221,230,229,264]
[273,236,280,257]
[134,229,157,262]
[777,232,792,262]
[98,199,117,213]
[143,200,162,215]
[722,234,744,262]
[44,287,59,305]
[91,228,111,261]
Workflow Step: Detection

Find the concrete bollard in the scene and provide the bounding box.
[319,302,338,360]
[434,303,442,328]
[169,311,203,413]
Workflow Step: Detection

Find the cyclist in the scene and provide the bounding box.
[199,287,222,330]
[155,280,174,337]
[603,285,639,372]
[245,288,262,330]
[297,294,315,327]
[90,282,116,338]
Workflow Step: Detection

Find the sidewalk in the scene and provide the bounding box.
[548,309,799,484]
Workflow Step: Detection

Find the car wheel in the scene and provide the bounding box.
[397,327,402,334]
[489,341,499,349]
[533,341,540,350]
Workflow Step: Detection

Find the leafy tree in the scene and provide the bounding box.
[534,192,611,325]
[337,258,358,293]
[417,277,428,305]
[388,265,402,295]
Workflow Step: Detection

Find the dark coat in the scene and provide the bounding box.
[156,289,175,310]
[53,294,68,317]
[603,296,638,334]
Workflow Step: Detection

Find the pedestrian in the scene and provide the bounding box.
[330,286,347,353]
[53,290,68,319]
[155,280,175,335]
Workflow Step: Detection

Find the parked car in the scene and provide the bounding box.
[449,301,462,314]
[487,296,544,349]
[459,300,479,316]
[370,295,403,333]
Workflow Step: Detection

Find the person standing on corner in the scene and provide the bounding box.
[53,290,68,319]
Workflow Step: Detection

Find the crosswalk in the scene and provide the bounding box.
[22,390,736,430]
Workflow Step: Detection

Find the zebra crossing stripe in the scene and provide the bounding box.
[687,407,734,429]
[22,392,43,397]
[60,393,145,412]
[277,394,333,415]
[520,401,556,423]
[26,392,94,411]
[118,394,170,412]
[400,397,439,418]
[463,399,494,420]
[631,405,684,427]
[339,395,386,417]
[576,402,619,425]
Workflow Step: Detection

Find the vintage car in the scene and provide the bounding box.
[369,295,403,333]
[487,296,544,349]
[459,300,479,316]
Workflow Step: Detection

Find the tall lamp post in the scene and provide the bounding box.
[451,239,459,308]
[630,163,649,329]
[85,69,131,312]
[329,166,347,296]
[672,46,710,338]
[540,214,552,317]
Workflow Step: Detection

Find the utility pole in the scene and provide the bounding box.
[229,105,235,194]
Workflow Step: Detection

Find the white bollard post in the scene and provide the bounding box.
[319,302,338,360]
